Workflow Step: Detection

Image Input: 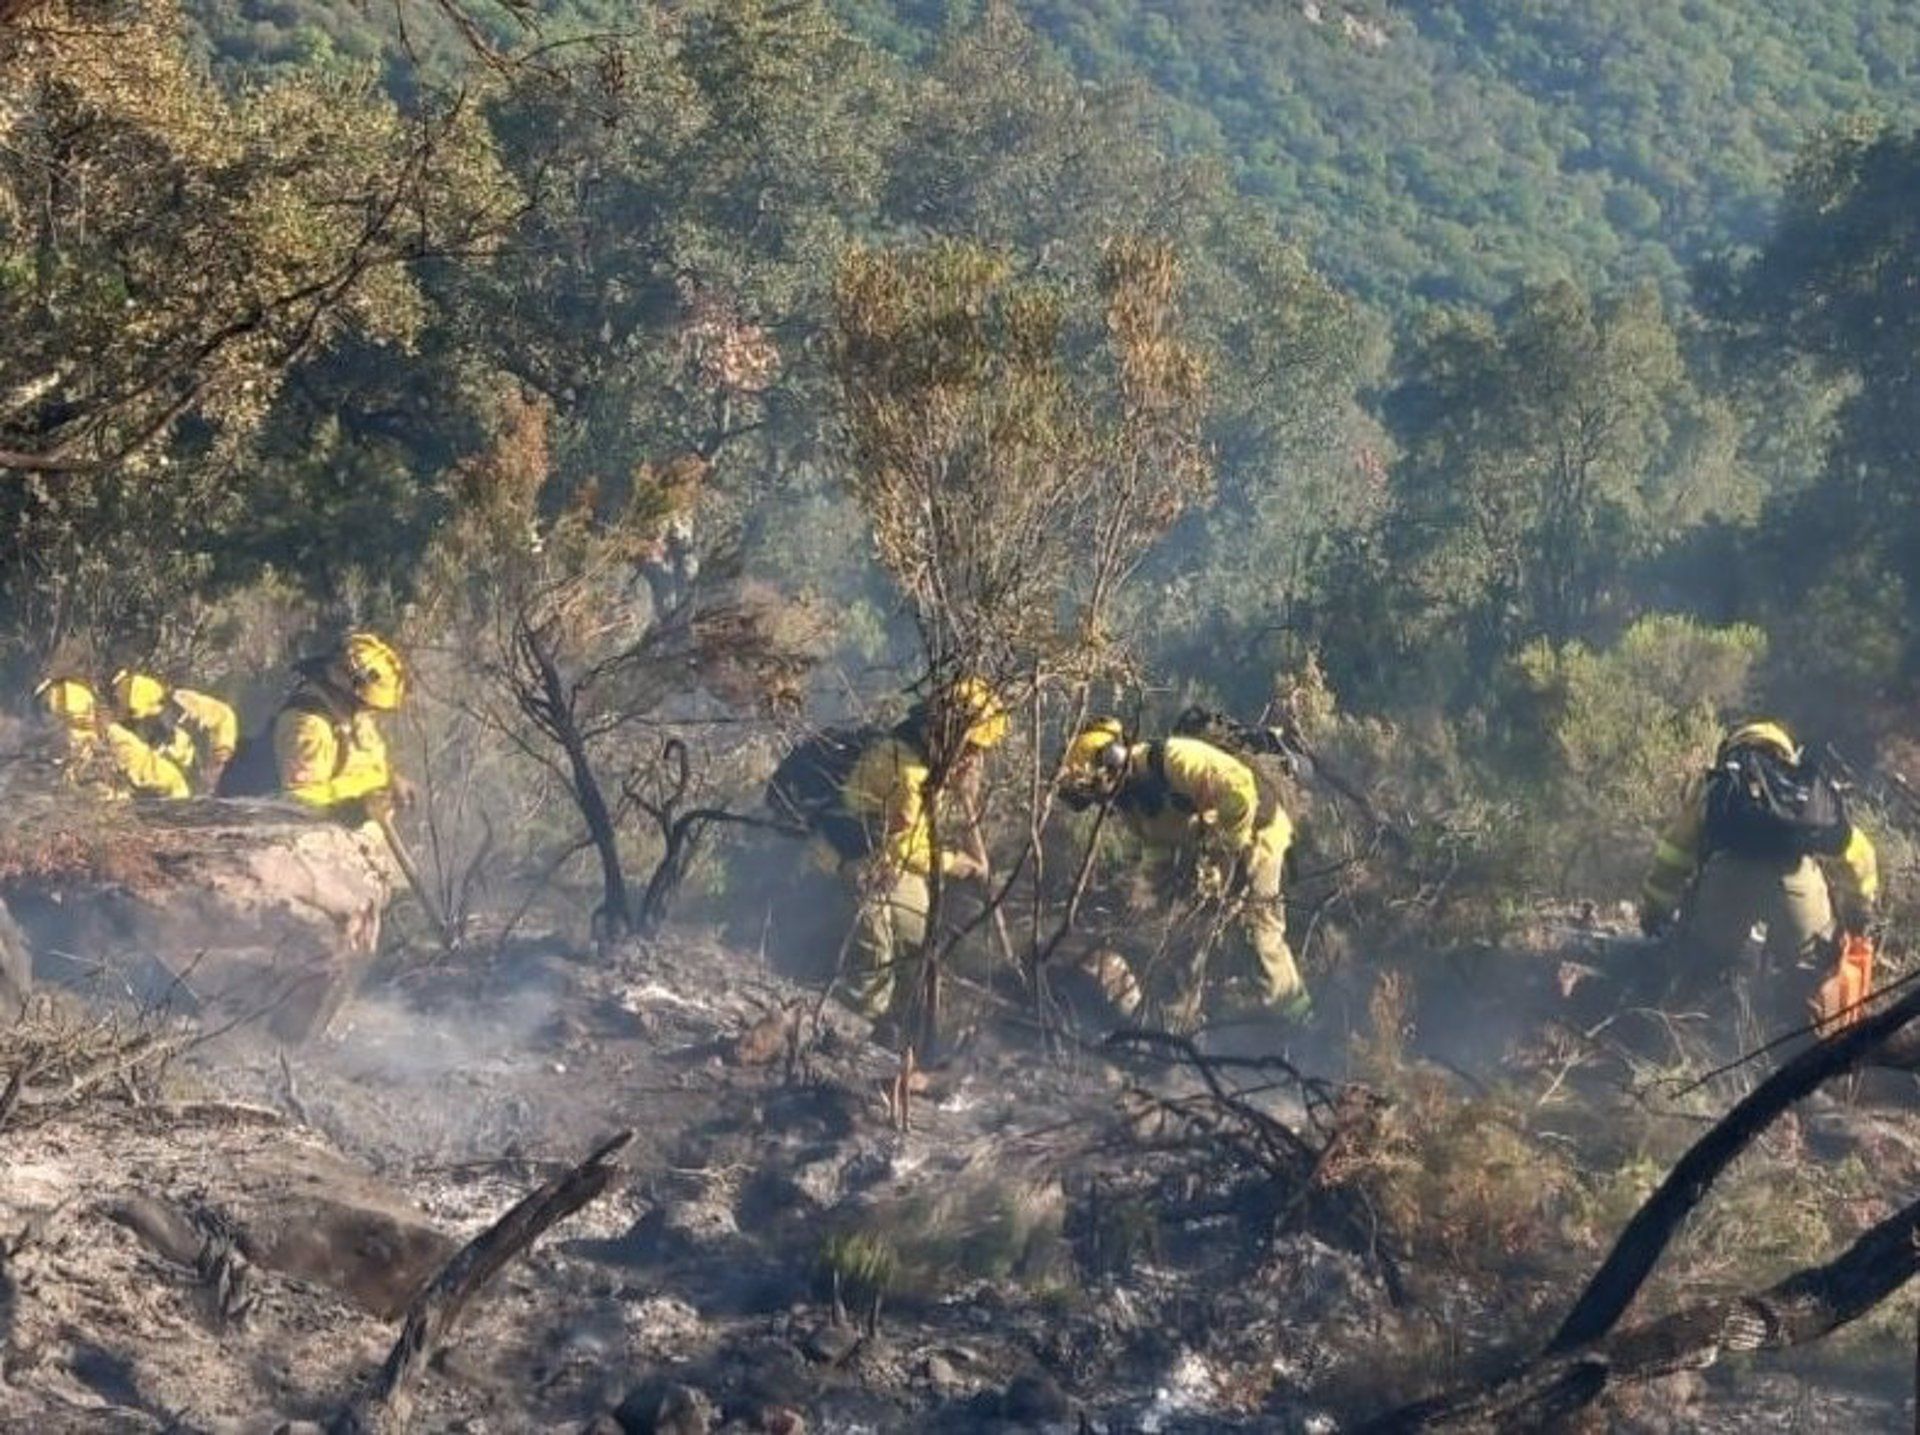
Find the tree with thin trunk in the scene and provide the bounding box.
[829,236,1211,1049]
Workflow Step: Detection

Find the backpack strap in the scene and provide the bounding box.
[280,685,356,780]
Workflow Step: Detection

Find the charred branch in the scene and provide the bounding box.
[1361,1191,1920,1432]
[328,1129,634,1434]
[1363,981,1920,1430]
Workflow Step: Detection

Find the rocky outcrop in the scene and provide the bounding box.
[0,797,391,1041]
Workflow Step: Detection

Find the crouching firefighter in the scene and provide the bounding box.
[219,632,412,825]
[111,670,238,795]
[1060,717,1310,1028]
[766,679,1007,1025]
[1638,720,1878,1029]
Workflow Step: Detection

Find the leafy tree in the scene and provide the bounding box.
[0,1,518,476]
[1507,613,1766,893]
[1716,121,1920,689]
[830,235,1210,1043]
[1360,280,1752,700]
[0,0,518,664]
[883,5,1385,707]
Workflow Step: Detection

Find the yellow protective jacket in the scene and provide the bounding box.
[1640,771,1880,919]
[273,688,391,813]
[840,733,970,878]
[1114,736,1292,863]
[133,688,238,785]
[59,723,190,800]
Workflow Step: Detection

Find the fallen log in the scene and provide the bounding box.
[1360,1190,1920,1431]
[328,1129,634,1434]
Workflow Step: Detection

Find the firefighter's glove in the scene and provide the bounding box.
[389,775,420,811]
[1637,904,1672,940]
[1835,893,1874,938]
[362,787,398,825]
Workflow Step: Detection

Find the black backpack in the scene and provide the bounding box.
[1171,705,1299,771]
[764,724,887,859]
[1702,741,1852,862]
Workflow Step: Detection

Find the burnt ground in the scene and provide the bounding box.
[0,911,1915,1432]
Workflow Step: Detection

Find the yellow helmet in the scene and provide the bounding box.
[341,631,405,711]
[35,676,97,726]
[949,676,1008,750]
[1722,720,1798,763]
[111,669,168,720]
[1065,717,1128,776]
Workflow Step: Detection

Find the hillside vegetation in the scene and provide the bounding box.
[9,0,1920,1425]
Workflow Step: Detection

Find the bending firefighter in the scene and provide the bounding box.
[34,677,188,799]
[1638,721,1877,1023]
[768,679,1007,1024]
[220,631,410,824]
[111,670,237,794]
[1061,718,1309,1027]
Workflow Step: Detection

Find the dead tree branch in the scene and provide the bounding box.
[1362,1190,1920,1431]
[1101,1029,1404,1301]
[1552,979,1920,1354]
[329,1129,634,1434]
[625,737,793,934]
[1363,980,1920,1431]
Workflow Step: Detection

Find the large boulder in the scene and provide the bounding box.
[0,798,391,1041]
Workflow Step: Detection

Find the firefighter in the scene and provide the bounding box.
[1061,717,1309,1027]
[835,677,1007,1023]
[1638,720,1877,1021]
[110,669,238,794]
[270,632,410,823]
[33,677,188,799]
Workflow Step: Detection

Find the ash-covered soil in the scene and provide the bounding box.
[0,918,1913,1432]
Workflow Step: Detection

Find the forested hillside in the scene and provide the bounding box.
[823,0,1920,305]
[182,0,1920,308]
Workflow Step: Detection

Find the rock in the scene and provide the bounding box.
[111,1131,455,1319]
[1000,1369,1069,1423]
[757,1408,804,1435]
[0,798,391,1042]
[625,1169,742,1261]
[581,1418,626,1435]
[922,1353,961,1391]
[727,1009,791,1067]
[728,1341,814,1416]
[614,1380,717,1435]
[799,1322,861,1366]
[622,1293,706,1353]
